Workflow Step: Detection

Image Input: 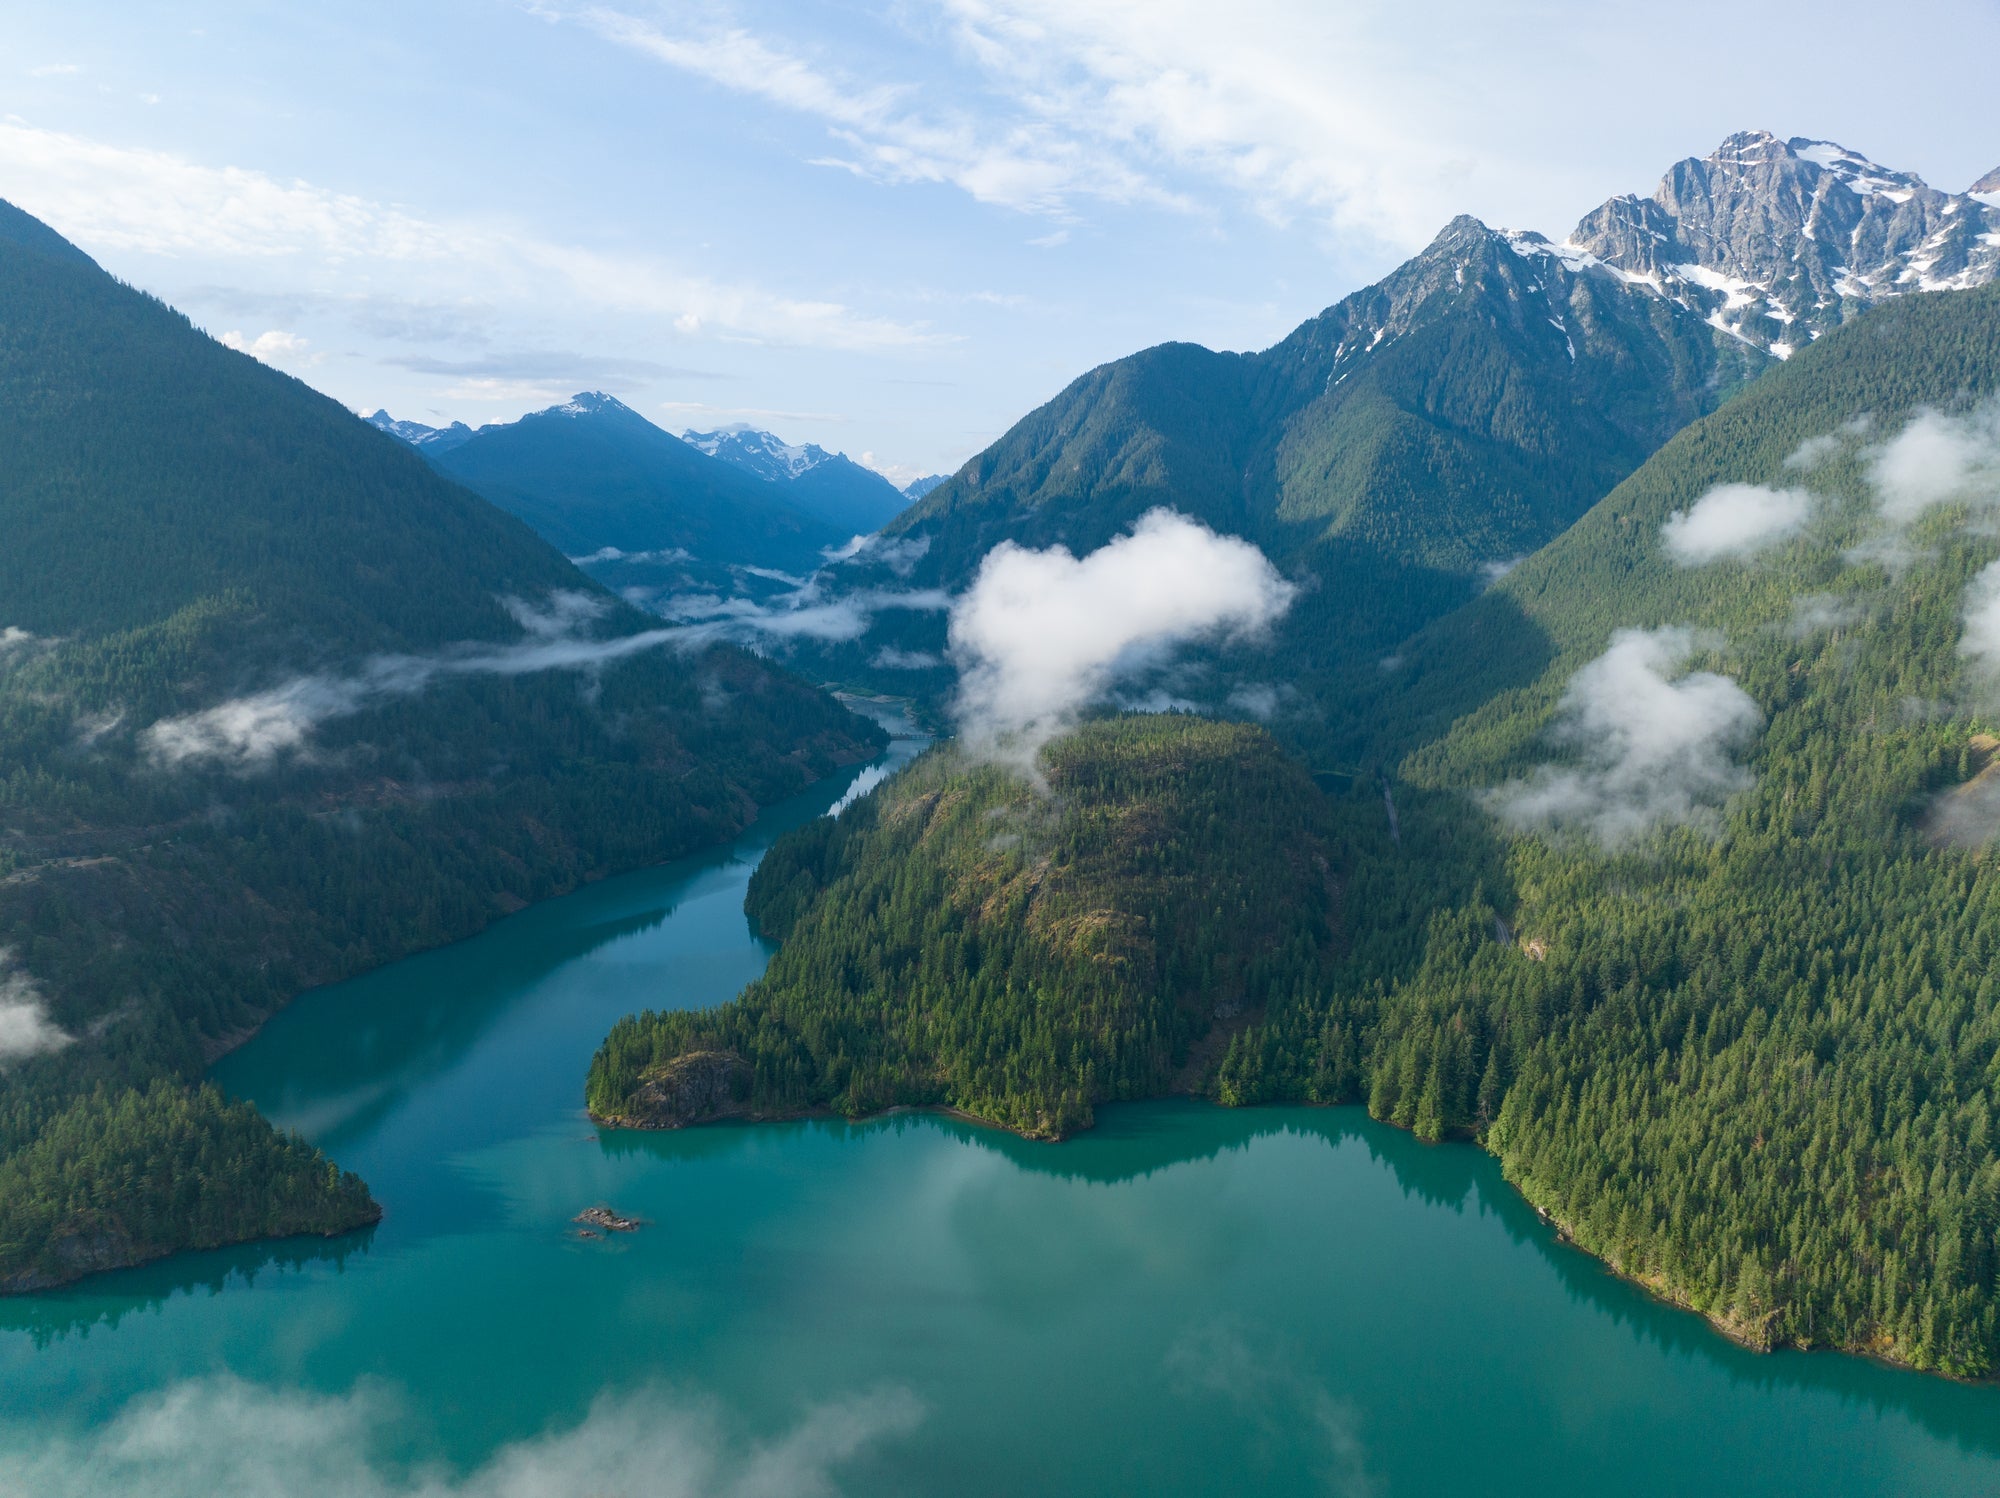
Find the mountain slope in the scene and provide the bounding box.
[808,209,1766,703]
[422,393,845,572]
[802,132,2000,735]
[0,205,884,1290]
[587,716,1340,1139]
[1263,280,2000,1375]
[681,426,909,535]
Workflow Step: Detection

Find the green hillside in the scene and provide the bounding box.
[1241,282,2000,1375]
[0,205,884,1290]
[795,216,1767,708]
[586,716,1340,1139]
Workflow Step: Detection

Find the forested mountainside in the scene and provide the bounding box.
[593,278,2000,1377]
[419,393,847,575]
[793,134,2000,730]
[586,717,1339,1140]
[0,204,884,1291]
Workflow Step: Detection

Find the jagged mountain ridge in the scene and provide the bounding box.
[365,409,477,453]
[682,424,909,534]
[1560,130,2000,358]
[681,425,834,481]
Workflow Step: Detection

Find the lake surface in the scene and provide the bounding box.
[5,730,2000,1496]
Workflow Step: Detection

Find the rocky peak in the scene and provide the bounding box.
[1973,166,2000,198]
[1566,130,2000,357]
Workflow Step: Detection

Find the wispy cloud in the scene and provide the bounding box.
[0,949,71,1065]
[1487,627,1762,848]
[142,592,700,769]
[555,0,1613,249]
[0,120,932,353]
[567,5,1180,218]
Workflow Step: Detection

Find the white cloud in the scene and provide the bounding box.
[948,508,1295,766]
[0,1376,923,1498]
[1867,404,2000,524]
[1660,483,1812,565]
[1487,627,1762,848]
[219,329,310,363]
[0,950,71,1065]
[0,120,929,354]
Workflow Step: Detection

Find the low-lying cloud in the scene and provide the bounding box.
[948,509,1295,765]
[1487,627,1762,847]
[824,533,930,577]
[652,583,949,648]
[144,592,696,769]
[0,1377,923,1498]
[1868,404,2000,525]
[1661,483,1812,565]
[1958,560,2000,681]
[0,949,71,1064]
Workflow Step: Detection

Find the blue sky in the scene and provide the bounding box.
[5,1,1998,482]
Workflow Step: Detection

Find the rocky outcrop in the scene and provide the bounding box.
[600,1049,754,1128]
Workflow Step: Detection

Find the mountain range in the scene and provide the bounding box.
[796,132,2000,725]
[369,401,913,592]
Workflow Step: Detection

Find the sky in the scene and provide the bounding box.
[3,2,1997,484]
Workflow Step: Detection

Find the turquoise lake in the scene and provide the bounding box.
[6,729,2000,1496]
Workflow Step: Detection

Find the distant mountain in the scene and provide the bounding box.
[1973,165,2000,198]
[802,130,1999,714]
[901,474,948,502]
[682,425,909,535]
[364,408,477,453]
[406,393,846,573]
[0,206,882,1291]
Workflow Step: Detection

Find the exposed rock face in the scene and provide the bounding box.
[1564,131,2000,357]
[609,1049,754,1128]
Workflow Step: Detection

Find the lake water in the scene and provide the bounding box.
[5,731,2000,1496]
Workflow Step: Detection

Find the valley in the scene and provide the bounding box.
[6,75,2000,1495]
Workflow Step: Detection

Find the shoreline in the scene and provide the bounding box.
[597,1085,1984,1385]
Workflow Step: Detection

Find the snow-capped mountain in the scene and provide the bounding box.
[365,409,478,452]
[680,425,909,532]
[901,474,948,502]
[1557,131,2000,357]
[679,425,837,482]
